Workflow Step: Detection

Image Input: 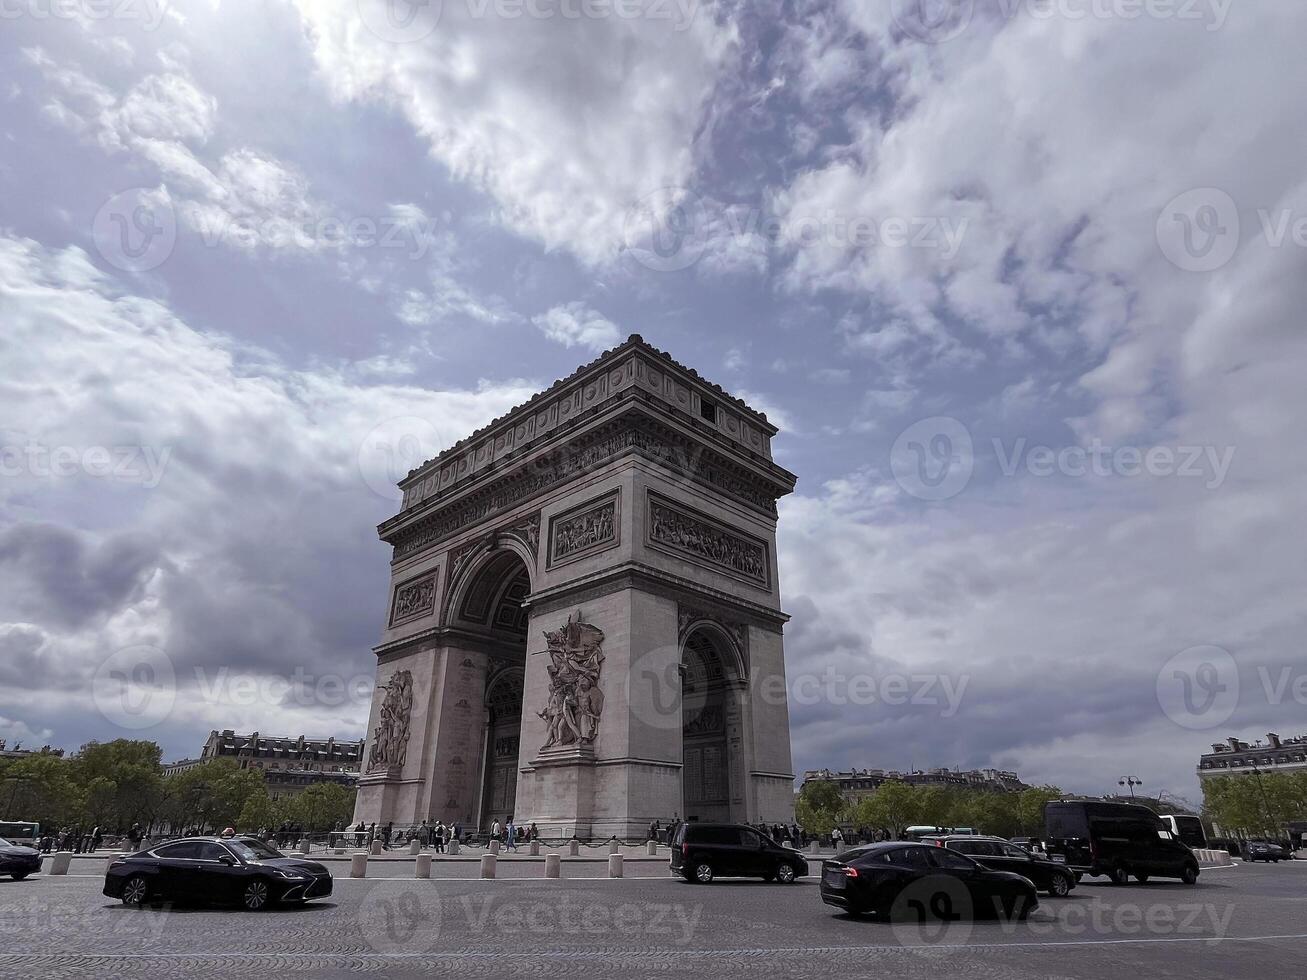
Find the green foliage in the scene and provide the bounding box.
[286,783,357,832]
[157,759,266,835]
[1203,772,1307,837]
[795,779,847,834]
[0,753,79,830]
[803,780,1065,839]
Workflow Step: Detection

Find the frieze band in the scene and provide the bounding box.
[388,417,783,561]
[549,493,618,566]
[390,572,437,626]
[649,494,769,586]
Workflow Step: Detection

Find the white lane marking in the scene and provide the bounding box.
[3,934,1307,959]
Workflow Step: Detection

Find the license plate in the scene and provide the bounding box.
[1051,855,1067,864]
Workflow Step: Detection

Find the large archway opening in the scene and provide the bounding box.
[452,549,530,832]
[680,627,742,824]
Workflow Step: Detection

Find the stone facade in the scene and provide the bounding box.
[354,335,798,838]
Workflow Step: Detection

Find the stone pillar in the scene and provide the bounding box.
[608,838,620,855]
[480,854,497,879]
[416,854,432,878]
[409,839,421,855]
[370,840,383,856]
[646,840,657,856]
[448,839,460,855]
[49,852,73,875]
[529,840,540,856]
[608,854,623,878]
[545,853,561,878]
[568,840,579,856]
[350,853,368,878]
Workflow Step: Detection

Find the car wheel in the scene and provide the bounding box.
[776,864,797,884]
[692,862,714,884]
[10,872,30,881]
[1048,873,1071,897]
[1109,864,1131,886]
[1181,863,1199,885]
[242,879,271,911]
[121,875,149,907]
[1135,873,1150,884]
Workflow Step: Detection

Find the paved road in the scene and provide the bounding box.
[1,861,1304,979]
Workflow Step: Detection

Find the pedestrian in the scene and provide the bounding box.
[506,816,517,851]
[355,821,366,847]
[490,818,501,844]
[649,819,659,842]
[434,821,446,854]
[382,821,392,849]
[529,821,539,842]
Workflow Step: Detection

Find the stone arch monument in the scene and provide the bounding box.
[354,335,798,838]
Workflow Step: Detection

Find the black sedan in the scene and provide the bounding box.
[0,837,42,880]
[922,835,1077,896]
[1246,840,1289,863]
[820,842,1039,920]
[104,836,332,910]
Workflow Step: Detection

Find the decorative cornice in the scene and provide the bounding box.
[401,335,778,486]
[386,413,789,562]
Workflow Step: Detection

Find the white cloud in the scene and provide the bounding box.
[531,301,621,352]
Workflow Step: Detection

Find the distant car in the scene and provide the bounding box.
[0,836,42,881]
[819,842,1039,920]
[922,835,1077,897]
[1245,840,1288,863]
[670,823,808,884]
[1044,800,1200,885]
[104,836,332,910]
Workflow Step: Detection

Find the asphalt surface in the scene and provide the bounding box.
[1,860,1304,979]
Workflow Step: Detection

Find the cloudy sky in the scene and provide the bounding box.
[1,0,1304,805]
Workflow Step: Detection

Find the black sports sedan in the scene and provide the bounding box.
[104,836,332,910]
[923,835,1077,896]
[820,842,1039,920]
[1246,840,1289,863]
[0,836,42,880]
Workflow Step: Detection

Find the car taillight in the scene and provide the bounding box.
[681,843,689,857]
[844,866,859,878]
[934,840,944,846]
[1089,839,1098,861]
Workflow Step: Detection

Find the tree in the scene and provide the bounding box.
[287,783,357,833]
[157,760,265,835]
[72,740,165,830]
[795,780,847,834]
[0,753,79,830]
[852,782,923,838]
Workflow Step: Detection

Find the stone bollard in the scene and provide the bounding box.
[370,840,383,856]
[545,853,561,878]
[529,840,540,856]
[608,853,623,878]
[350,853,368,878]
[480,854,497,879]
[783,840,793,849]
[298,840,310,855]
[449,839,460,855]
[808,841,819,855]
[416,854,432,879]
[646,840,657,856]
[609,838,620,855]
[334,846,344,856]
[49,852,73,876]
[490,840,501,855]
[568,840,579,857]
[409,839,421,856]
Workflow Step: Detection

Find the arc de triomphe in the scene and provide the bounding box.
[354,335,798,838]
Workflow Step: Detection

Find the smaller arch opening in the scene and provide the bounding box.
[681,628,740,824]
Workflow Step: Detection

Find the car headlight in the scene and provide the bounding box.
[270,869,309,880]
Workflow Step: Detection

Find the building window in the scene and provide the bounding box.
[699,398,717,424]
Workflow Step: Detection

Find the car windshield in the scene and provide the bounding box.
[0,837,12,847]
[227,839,284,861]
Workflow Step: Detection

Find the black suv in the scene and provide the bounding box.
[1044,801,1200,885]
[921,835,1077,896]
[670,823,808,884]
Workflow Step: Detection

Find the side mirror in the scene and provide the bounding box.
[218,855,235,867]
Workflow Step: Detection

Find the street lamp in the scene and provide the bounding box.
[1119,776,1143,799]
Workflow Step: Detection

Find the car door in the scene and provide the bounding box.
[923,847,986,917]
[987,841,1044,886]
[194,842,243,904]
[150,841,205,901]
[737,829,769,876]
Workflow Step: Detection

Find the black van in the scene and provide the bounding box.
[1044,801,1200,885]
[670,823,808,884]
